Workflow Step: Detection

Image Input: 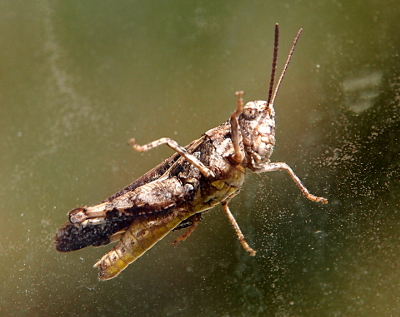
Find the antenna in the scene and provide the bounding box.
[267,24,279,105]
[269,26,303,106]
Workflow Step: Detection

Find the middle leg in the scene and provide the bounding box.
[256,162,328,204]
[222,199,256,256]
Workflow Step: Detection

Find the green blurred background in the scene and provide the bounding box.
[1,0,399,316]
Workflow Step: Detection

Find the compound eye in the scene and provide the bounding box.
[241,107,258,120]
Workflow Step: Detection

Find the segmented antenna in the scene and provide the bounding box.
[269,27,303,106]
[267,24,279,105]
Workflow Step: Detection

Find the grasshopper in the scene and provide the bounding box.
[54,24,327,281]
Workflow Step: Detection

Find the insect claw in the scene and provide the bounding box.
[235,90,244,97]
[299,188,328,204]
[128,138,141,152]
[248,249,257,257]
[311,195,328,204]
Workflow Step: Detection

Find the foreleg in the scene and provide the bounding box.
[230,91,245,163]
[256,162,328,204]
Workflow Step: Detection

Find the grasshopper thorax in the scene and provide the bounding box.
[239,100,275,170]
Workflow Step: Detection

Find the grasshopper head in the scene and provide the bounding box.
[239,100,275,169]
[235,25,301,170]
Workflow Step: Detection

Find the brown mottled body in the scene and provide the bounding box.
[54,24,327,280]
[56,123,248,280]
